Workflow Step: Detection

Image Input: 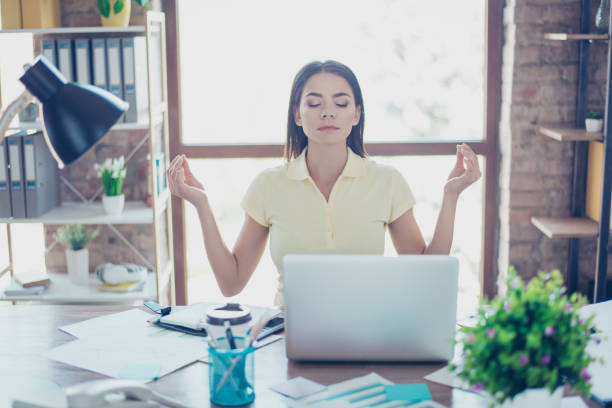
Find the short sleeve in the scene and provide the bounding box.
[389,168,416,223]
[241,171,270,227]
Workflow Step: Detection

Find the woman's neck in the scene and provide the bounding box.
[305,143,348,185]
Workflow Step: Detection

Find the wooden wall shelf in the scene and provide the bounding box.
[538,126,603,142]
[531,216,599,239]
[544,33,609,41]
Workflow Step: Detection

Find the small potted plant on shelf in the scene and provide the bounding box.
[56,224,99,286]
[95,156,127,215]
[451,268,601,408]
[585,112,604,132]
[98,0,152,27]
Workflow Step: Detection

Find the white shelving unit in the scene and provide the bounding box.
[0,26,146,35]
[0,13,175,306]
[0,272,157,303]
[1,201,155,225]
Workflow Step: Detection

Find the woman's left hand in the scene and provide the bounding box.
[444,143,481,196]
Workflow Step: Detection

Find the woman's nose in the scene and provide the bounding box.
[321,110,335,119]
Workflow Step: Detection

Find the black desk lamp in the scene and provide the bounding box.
[0,55,128,168]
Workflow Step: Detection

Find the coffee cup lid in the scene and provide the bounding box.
[206,303,252,326]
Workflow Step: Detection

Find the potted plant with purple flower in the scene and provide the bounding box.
[451,268,601,407]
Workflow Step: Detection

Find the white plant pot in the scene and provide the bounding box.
[66,248,90,286]
[585,118,603,132]
[493,386,563,408]
[103,194,125,215]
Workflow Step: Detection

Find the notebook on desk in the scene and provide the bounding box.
[283,254,458,362]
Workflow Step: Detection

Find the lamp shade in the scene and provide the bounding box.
[19,55,128,167]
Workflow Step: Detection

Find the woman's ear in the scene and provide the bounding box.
[353,105,362,126]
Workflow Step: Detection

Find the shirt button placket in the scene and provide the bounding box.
[326,203,334,248]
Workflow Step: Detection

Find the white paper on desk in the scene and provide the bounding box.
[424,365,472,392]
[287,372,393,408]
[60,309,162,339]
[561,396,588,408]
[42,331,207,380]
[580,300,612,403]
[270,376,327,399]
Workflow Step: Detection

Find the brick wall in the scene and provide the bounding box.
[499,0,611,297]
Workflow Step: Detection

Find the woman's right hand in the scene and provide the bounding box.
[167,154,206,204]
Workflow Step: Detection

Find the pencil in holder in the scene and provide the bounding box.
[208,336,256,406]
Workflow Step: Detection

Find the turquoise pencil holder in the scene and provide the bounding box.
[209,336,256,406]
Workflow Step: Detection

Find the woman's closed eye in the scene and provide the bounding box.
[306,102,349,108]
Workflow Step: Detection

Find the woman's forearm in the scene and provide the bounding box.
[424,191,459,255]
[193,195,241,296]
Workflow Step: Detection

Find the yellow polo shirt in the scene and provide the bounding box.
[241,147,415,306]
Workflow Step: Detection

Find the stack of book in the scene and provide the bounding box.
[4,272,51,296]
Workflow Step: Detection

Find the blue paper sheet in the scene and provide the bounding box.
[384,383,432,403]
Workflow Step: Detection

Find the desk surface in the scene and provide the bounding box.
[0,305,600,408]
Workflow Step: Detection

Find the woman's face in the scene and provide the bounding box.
[294,72,361,148]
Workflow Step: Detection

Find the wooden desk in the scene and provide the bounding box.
[0,306,600,407]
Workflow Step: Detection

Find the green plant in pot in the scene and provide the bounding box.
[585,111,604,133]
[95,156,127,215]
[56,224,99,286]
[451,268,601,407]
[98,0,152,27]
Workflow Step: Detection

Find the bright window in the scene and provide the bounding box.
[179,0,484,144]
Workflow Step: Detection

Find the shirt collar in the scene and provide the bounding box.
[286,147,366,180]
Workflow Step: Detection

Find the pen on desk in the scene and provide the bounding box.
[215,315,269,394]
[225,320,237,349]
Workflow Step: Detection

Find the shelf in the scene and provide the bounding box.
[11,117,162,132]
[0,201,153,225]
[0,271,156,303]
[544,33,609,41]
[538,126,603,142]
[0,26,145,35]
[531,216,600,238]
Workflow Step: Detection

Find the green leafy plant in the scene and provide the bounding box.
[55,224,99,251]
[98,0,152,19]
[450,268,601,406]
[587,112,603,119]
[94,156,126,197]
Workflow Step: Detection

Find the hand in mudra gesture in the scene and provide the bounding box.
[444,143,481,196]
[166,154,206,204]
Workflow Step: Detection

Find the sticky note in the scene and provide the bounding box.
[384,383,432,403]
[270,376,327,399]
[118,362,162,380]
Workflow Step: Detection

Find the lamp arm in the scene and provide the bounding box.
[0,89,35,144]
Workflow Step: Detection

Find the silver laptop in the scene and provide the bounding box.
[283,254,458,362]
